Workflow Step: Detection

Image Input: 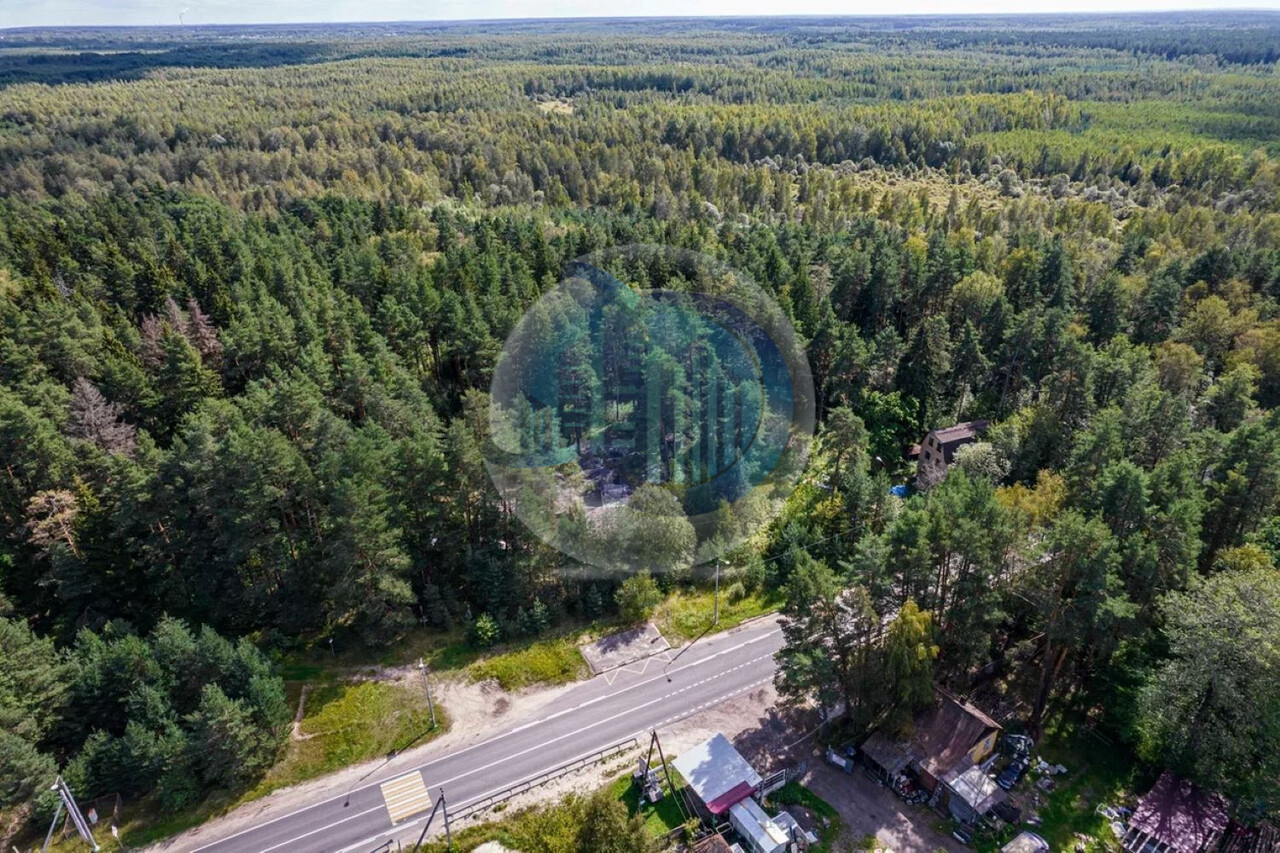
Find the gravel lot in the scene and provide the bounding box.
[801,760,969,853]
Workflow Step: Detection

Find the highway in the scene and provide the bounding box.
[186,616,784,853]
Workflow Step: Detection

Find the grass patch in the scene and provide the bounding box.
[612,765,688,838]
[966,713,1152,853]
[246,680,448,800]
[1028,716,1151,853]
[766,781,842,853]
[466,636,589,691]
[653,587,782,643]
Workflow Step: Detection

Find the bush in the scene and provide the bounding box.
[616,571,662,624]
[468,638,588,690]
[469,612,501,648]
[725,581,747,605]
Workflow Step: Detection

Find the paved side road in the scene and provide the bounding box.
[184,617,784,853]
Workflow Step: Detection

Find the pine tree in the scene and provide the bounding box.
[67,377,137,456]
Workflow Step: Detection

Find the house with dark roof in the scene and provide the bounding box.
[1121,771,1231,853]
[912,687,1002,792]
[915,420,989,486]
[858,687,1002,795]
[1219,820,1280,853]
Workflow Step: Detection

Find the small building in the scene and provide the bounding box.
[1001,832,1051,853]
[916,420,989,486]
[858,729,916,784]
[913,688,1002,792]
[729,797,792,853]
[673,734,814,853]
[1121,771,1231,853]
[940,762,1008,825]
[672,733,763,818]
[858,688,1001,796]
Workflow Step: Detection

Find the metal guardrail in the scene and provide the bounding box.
[453,736,640,818]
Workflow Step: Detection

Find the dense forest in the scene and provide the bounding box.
[1,13,1279,834]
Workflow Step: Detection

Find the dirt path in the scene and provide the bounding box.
[803,761,969,853]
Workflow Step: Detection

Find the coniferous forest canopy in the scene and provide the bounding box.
[1,12,1279,833]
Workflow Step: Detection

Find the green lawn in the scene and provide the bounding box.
[418,771,689,853]
[766,781,843,853]
[466,636,590,691]
[246,680,449,799]
[653,587,782,643]
[612,763,689,838]
[969,714,1153,853]
[1030,716,1152,852]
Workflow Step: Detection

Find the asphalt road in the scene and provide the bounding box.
[190,617,784,853]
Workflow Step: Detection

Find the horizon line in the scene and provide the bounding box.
[4,6,1280,34]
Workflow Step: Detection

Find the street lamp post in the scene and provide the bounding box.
[714,559,723,625]
[417,658,438,729]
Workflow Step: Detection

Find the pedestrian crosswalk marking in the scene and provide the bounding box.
[380,771,431,823]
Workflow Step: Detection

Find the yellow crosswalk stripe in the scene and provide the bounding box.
[380,771,432,823]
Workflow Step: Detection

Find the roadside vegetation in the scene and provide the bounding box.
[248,680,448,799]
[420,785,658,853]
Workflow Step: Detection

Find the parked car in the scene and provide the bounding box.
[1002,734,1034,757]
[997,756,1030,790]
[952,824,975,845]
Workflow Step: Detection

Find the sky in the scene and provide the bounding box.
[1,0,1278,29]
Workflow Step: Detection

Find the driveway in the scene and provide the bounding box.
[802,761,969,853]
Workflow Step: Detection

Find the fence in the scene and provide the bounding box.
[759,768,789,798]
[452,736,640,819]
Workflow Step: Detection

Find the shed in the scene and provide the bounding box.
[672,733,762,816]
[1122,771,1231,853]
[858,730,915,783]
[942,762,1008,824]
[729,796,790,853]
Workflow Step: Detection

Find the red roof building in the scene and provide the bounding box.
[1122,772,1231,853]
[672,733,763,816]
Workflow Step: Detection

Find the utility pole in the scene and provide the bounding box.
[417,658,437,729]
[410,788,452,852]
[43,776,98,852]
[714,560,722,625]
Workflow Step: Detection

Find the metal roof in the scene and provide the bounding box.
[944,762,1008,815]
[672,734,762,814]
